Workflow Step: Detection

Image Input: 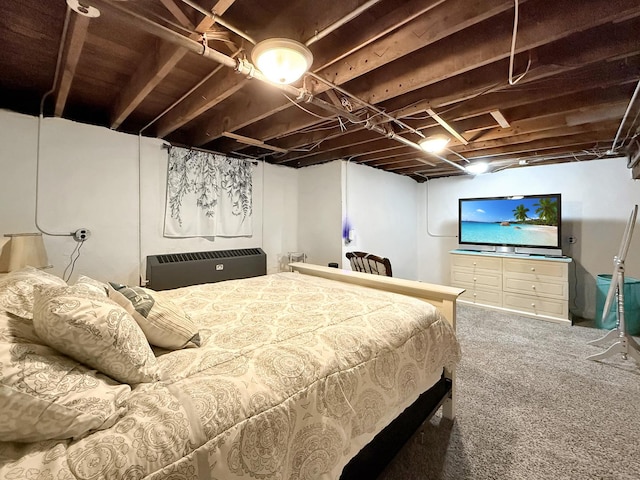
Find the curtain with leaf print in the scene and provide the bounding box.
[164,147,253,237]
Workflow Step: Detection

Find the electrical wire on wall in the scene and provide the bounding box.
[35,5,74,238]
[138,133,144,286]
[63,239,84,282]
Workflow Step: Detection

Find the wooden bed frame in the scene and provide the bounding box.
[289,263,464,477]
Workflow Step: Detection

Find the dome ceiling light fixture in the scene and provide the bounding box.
[251,38,313,85]
[419,134,450,154]
[465,161,489,175]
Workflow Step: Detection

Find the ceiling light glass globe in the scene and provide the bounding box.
[252,39,313,85]
[419,135,450,153]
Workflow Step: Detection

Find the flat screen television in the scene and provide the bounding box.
[458,193,562,254]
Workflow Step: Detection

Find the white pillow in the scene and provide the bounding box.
[32,285,161,384]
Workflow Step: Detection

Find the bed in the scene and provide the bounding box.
[0,262,462,479]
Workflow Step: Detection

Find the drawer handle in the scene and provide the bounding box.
[531,285,536,290]
[531,303,535,307]
[473,293,477,297]
[473,277,477,281]
[473,262,477,266]
[530,267,535,272]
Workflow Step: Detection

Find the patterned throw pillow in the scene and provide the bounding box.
[108,283,201,350]
[32,285,161,384]
[0,310,130,442]
[0,266,67,319]
[74,274,109,297]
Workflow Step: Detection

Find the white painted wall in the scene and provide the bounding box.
[4,108,639,321]
[419,157,640,319]
[342,161,419,279]
[0,110,298,284]
[297,162,343,267]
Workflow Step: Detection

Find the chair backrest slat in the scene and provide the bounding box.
[345,251,392,277]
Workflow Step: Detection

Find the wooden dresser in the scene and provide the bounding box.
[450,250,572,324]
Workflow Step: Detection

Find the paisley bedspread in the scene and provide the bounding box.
[0,271,460,479]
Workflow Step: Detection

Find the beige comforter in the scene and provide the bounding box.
[0,272,460,479]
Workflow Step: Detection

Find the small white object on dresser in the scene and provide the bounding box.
[450,249,572,324]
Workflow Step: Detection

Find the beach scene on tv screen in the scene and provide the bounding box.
[460,197,559,247]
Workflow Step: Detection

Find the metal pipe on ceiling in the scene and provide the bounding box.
[178,0,256,44]
[90,0,461,170]
[306,71,426,139]
[305,0,383,46]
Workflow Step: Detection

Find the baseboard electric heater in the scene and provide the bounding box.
[146,248,266,291]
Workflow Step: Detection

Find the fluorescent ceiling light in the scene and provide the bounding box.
[465,162,489,175]
[251,38,313,85]
[419,134,450,153]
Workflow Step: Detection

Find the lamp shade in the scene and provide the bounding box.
[0,233,50,273]
[251,38,313,85]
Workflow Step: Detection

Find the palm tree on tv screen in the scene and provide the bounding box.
[513,204,529,223]
[534,198,558,225]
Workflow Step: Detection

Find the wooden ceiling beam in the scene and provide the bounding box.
[451,121,621,154]
[151,0,362,139]
[54,13,90,117]
[222,132,287,153]
[367,154,433,168]
[188,0,517,146]
[317,0,520,87]
[109,1,228,129]
[382,16,640,117]
[271,79,634,166]
[225,9,640,156]
[391,144,610,176]
[440,61,640,124]
[499,84,636,125]
[273,128,383,164]
[159,0,194,29]
[311,0,447,71]
[154,71,247,138]
[467,102,629,143]
[350,0,640,106]
[447,130,618,162]
[289,97,627,169]
[285,136,409,167]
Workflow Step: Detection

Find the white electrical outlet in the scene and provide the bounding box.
[73,228,91,242]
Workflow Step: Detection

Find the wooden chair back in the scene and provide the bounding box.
[345,251,393,277]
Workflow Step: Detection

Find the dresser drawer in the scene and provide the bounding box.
[503,292,568,319]
[451,269,502,290]
[503,275,568,300]
[460,288,503,307]
[450,254,502,272]
[503,258,567,280]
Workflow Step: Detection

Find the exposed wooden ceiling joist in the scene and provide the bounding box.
[2,0,639,180]
[54,12,90,117]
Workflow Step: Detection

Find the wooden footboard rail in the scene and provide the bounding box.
[289,262,465,419]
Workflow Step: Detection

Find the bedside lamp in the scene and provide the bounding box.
[0,233,50,273]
